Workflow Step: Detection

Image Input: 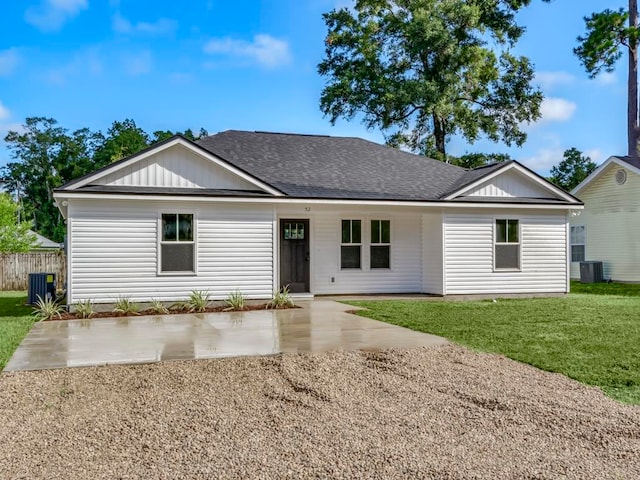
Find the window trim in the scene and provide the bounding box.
[370,219,391,269]
[493,218,521,272]
[157,212,197,276]
[570,225,586,263]
[340,219,362,270]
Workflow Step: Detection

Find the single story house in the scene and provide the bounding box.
[570,155,640,282]
[53,131,582,305]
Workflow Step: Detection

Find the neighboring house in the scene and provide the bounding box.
[570,155,640,282]
[53,131,582,305]
[28,230,61,250]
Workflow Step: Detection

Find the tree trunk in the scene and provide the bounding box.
[629,0,639,157]
[433,114,446,160]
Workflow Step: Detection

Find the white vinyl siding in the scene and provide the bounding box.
[98,144,258,190]
[444,212,568,294]
[67,199,273,304]
[463,169,553,198]
[570,163,640,281]
[422,212,443,295]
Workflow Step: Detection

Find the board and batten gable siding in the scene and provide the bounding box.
[276,205,424,294]
[462,169,553,198]
[444,211,568,294]
[67,199,274,304]
[570,162,640,281]
[97,144,258,190]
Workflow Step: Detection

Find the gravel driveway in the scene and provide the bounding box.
[1,345,638,479]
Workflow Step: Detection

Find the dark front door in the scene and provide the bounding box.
[280,219,310,293]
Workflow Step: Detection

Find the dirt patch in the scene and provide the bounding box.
[1,345,638,479]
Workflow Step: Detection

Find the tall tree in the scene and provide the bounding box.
[152,127,209,143]
[93,119,149,165]
[575,2,639,157]
[450,152,511,169]
[318,0,544,160]
[0,193,36,253]
[548,148,597,192]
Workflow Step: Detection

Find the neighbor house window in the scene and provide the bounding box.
[495,219,520,270]
[370,220,390,269]
[160,213,194,273]
[341,219,361,269]
[570,225,585,263]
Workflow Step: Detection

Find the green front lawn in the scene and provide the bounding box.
[351,291,640,404]
[0,292,35,370]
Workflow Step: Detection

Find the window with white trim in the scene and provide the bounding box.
[570,225,585,263]
[370,219,390,269]
[495,219,520,270]
[341,219,361,269]
[160,213,195,273]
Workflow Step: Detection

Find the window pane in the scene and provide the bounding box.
[571,245,585,263]
[495,244,519,269]
[162,214,177,241]
[371,220,380,244]
[507,220,519,243]
[571,226,585,244]
[297,223,304,240]
[352,220,361,243]
[371,245,390,269]
[381,220,390,243]
[496,219,507,243]
[178,214,193,241]
[341,220,350,243]
[161,243,194,272]
[341,245,361,269]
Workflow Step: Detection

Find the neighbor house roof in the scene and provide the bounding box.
[28,230,60,249]
[56,130,580,205]
[572,155,640,195]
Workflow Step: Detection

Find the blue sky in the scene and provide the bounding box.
[0,0,631,175]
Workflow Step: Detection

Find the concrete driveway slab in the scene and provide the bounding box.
[3,300,446,372]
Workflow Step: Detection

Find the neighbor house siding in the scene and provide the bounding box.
[67,199,273,304]
[570,162,640,281]
[444,211,568,294]
[276,205,424,294]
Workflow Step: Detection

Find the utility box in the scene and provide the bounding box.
[579,261,603,284]
[28,273,56,305]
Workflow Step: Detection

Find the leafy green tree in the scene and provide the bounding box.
[450,152,511,169]
[0,193,36,253]
[318,0,544,160]
[549,148,597,192]
[151,127,209,143]
[575,1,639,157]
[93,119,149,165]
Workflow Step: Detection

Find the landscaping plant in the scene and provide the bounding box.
[224,290,246,311]
[178,290,211,313]
[113,297,140,315]
[267,285,294,309]
[149,299,169,314]
[74,300,95,319]
[32,295,65,321]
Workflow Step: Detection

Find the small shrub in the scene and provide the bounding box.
[74,300,95,319]
[177,290,211,313]
[224,290,246,311]
[149,299,169,314]
[113,297,139,315]
[32,295,65,320]
[267,285,294,309]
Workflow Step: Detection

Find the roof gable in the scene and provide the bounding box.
[59,136,282,195]
[572,156,640,196]
[444,161,578,203]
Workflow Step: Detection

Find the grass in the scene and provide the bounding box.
[0,291,36,370]
[570,279,640,296]
[350,292,640,405]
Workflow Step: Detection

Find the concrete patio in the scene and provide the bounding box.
[4,300,446,372]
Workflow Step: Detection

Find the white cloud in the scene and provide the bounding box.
[122,50,152,76]
[0,101,10,121]
[0,49,19,76]
[44,48,102,85]
[535,71,575,90]
[112,12,177,36]
[521,147,565,172]
[595,71,617,86]
[539,97,577,123]
[203,34,291,68]
[25,0,88,32]
[585,148,603,163]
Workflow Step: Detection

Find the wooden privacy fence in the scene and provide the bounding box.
[0,252,66,291]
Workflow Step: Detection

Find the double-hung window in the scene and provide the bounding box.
[370,220,390,269]
[494,219,520,270]
[570,225,585,263]
[341,220,361,269]
[160,213,195,273]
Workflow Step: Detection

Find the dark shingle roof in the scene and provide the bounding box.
[615,156,640,170]
[196,130,469,201]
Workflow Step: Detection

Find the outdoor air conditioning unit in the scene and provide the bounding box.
[579,261,603,284]
[27,273,56,305]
